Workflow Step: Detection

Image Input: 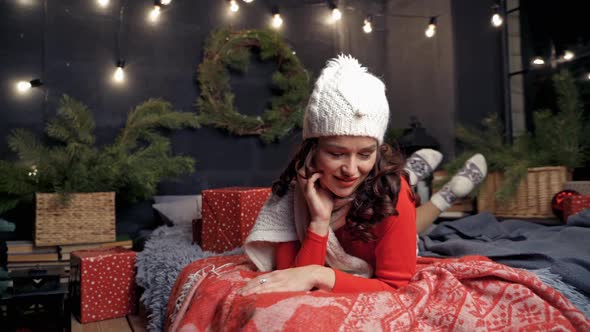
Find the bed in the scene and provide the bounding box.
[136,210,590,331]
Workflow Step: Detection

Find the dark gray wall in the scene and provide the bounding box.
[451,0,505,128]
[0,0,503,238]
[384,0,457,158]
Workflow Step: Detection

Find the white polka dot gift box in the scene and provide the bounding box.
[69,247,137,323]
[201,187,271,253]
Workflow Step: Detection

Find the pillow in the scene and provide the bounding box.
[154,195,200,204]
[152,195,202,226]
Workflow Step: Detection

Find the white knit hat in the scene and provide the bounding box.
[303,54,390,144]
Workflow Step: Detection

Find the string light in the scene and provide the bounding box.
[15,79,42,94]
[362,16,372,34]
[271,7,283,29]
[113,60,125,83]
[228,0,239,13]
[149,5,161,22]
[425,17,436,38]
[28,165,38,177]
[329,2,342,23]
[97,0,110,7]
[491,5,503,27]
[562,50,574,61]
[531,57,545,66]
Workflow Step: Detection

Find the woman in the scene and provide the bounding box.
[241,55,487,295]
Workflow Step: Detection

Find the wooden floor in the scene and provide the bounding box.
[71,306,147,332]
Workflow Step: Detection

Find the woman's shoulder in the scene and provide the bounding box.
[373,176,416,234]
[398,176,416,205]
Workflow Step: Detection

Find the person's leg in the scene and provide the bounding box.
[404,149,443,186]
[416,153,488,234]
[416,201,443,234]
[403,148,443,234]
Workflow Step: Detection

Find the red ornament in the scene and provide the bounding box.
[551,190,580,222]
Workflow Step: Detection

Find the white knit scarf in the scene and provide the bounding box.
[244,183,373,278]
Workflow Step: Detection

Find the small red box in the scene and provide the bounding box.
[201,187,271,253]
[563,195,590,221]
[70,247,137,323]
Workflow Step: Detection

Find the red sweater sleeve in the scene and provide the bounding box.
[276,178,416,293]
[332,178,417,292]
[275,229,328,270]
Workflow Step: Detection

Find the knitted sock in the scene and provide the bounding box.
[431,153,487,211]
[404,148,443,186]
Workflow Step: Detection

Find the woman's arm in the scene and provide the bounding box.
[273,171,334,269]
[239,264,335,296]
[245,204,416,295]
[275,229,328,269]
[259,178,416,293]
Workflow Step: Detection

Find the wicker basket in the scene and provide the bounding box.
[35,192,116,246]
[477,166,571,218]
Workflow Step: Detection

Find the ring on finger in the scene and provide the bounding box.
[259,278,268,285]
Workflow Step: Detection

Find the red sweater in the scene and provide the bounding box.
[275,177,417,292]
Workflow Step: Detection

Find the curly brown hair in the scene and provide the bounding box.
[272,138,408,242]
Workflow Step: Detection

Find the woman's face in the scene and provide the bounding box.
[314,136,378,198]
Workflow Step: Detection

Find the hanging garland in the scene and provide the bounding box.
[196,29,311,143]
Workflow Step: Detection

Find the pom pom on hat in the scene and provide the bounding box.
[303,54,390,143]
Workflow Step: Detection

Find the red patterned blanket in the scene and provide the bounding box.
[165,255,590,331]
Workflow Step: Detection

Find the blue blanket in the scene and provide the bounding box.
[419,210,590,299]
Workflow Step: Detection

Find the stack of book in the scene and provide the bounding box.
[6,241,66,283]
[6,239,133,284]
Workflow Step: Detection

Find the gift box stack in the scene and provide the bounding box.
[201,187,271,253]
[563,195,590,221]
[70,247,137,323]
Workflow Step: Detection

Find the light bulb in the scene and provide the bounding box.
[160,0,171,5]
[331,8,342,22]
[491,13,503,27]
[425,24,436,38]
[531,57,545,66]
[243,0,254,3]
[587,73,590,80]
[16,81,32,93]
[271,13,283,28]
[563,50,574,61]
[113,66,124,83]
[97,0,109,7]
[363,19,372,34]
[229,0,239,13]
[149,5,161,22]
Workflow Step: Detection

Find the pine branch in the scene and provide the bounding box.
[444,69,588,203]
[46,95,96,145]
[7,129,46,165]
[118,99,199,149]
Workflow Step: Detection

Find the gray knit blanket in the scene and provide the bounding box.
[135,224,242,331]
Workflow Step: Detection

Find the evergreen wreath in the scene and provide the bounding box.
[196,29,311,143]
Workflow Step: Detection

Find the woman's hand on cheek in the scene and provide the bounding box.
[296,171,334,224]
[238,265,332,296]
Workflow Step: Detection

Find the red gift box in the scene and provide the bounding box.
[201,187,271,253]
[70,247,137,323]
[563,195,590,221]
